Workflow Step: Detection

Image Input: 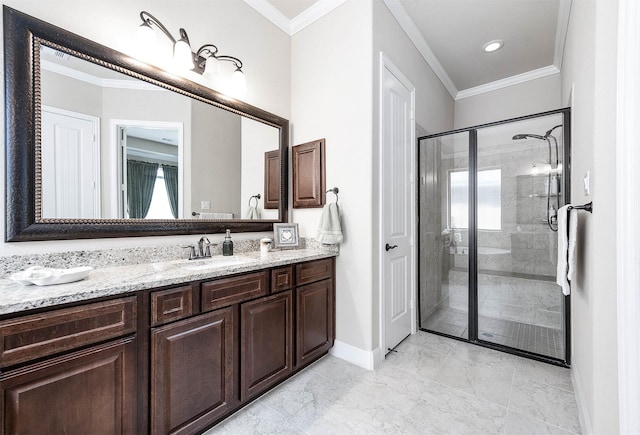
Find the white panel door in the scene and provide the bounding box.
[41,107,100,218]
[381,55,415,354]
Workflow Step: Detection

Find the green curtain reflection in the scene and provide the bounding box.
[127,160,158,218]
[162,164,179,219]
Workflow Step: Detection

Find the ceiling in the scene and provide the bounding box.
[247,0,570,100]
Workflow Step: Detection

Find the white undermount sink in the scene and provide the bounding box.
[183,256,253,271]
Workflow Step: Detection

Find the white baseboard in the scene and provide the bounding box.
[571,362,592,435]
[329,340,383,370]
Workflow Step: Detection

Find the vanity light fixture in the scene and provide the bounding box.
[137,11,245,93]
[482,39,504,53]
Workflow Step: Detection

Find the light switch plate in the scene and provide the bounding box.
[201,200,211,210]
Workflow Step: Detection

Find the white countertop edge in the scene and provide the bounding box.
[0,249,337,316]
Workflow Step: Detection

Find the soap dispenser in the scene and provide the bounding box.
[223,229,234,256]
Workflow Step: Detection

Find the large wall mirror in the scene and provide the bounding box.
[4,6,288,241]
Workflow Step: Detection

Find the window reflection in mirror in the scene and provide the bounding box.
[39,45,279,221]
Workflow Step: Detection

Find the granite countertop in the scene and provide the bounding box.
[0,249,337,316]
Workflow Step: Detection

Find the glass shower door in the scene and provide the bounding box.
[418,108,570,364]
[418,132,469,338]
[476,114,566,359]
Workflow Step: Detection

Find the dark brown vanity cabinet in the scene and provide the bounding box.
[0,297,138,435]
[295,259,335,368]
[0,257,335,434]
[240,291,293,401]
[150,307,237,434]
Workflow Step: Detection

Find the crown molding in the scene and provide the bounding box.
[246,0,570,101]
[243,0,292,34]
[290,0,348,35]
[381,0,458,99]
[41,59,164,91]
[554,0,573,69]
[455,65,560,100]
[244,0,348,36]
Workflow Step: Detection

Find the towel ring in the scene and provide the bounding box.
[326,187,339,204]
[248,193,261,207]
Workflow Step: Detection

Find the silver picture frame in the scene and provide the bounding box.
[273,223,299,248]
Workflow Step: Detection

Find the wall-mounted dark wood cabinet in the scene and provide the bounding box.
[292,139,326,208]
[264,150,281,209]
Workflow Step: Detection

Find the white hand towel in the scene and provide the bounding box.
[246,206,261,220]
[556,205,578,295]
[316,203,343,245]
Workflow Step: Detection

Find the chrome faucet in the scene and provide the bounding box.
[183,236,213,260]
[198,236,211,258]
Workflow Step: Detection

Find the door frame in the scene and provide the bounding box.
[109,119,184,219]
[616,0,640,431]
[378,52,417,359]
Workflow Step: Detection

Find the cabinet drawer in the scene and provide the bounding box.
[0,297,137,368]
[151,285,194,326]
[271,266,293,293]
[296,258,333,286]
[201,271,268,312]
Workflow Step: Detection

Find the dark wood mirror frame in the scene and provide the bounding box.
[4,6,288,241]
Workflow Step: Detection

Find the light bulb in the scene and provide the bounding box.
[173,39,194,70]
[231,68,246,95]
[137,22,156,47]
[203,56,221,83]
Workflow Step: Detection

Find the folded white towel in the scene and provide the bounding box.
[556,205,578,295]
[317,203,343,245]
[200,212,233,219]
[246,206,261,220]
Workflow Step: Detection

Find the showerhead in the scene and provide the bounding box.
[544,124,563,138]
[512,133,545,140]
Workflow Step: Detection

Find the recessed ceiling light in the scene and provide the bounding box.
[482,40,504,53]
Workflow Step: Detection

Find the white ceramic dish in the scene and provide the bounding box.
[11,266,93,286]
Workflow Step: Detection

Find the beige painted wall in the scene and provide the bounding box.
[291,0,375,353]
[454,74,562,129]
[190,100,241,217]
[290,0,455,358]
[240,118,280,220]
[560,0,620,433]
[0,0,291,255]
[372,0,454,353]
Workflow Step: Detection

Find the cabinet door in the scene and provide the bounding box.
[241,291,292,401]
[296,279,334,367]
[151,307,236,435]
[0,337,137,435]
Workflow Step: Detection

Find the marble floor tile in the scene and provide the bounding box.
[514,356,573,392]
[510,377,581,433]
[434,352,515,406]
[348,364,433,414]
[382,341,449,379]
[408,381,508,434]
[306,353,370,388]
[400,329,457,354]
[206,401,303,435]
[204,332,581,434]
[449,339,520,369]
[504,410,579,435]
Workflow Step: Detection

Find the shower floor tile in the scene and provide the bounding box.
[422,308,564,360]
